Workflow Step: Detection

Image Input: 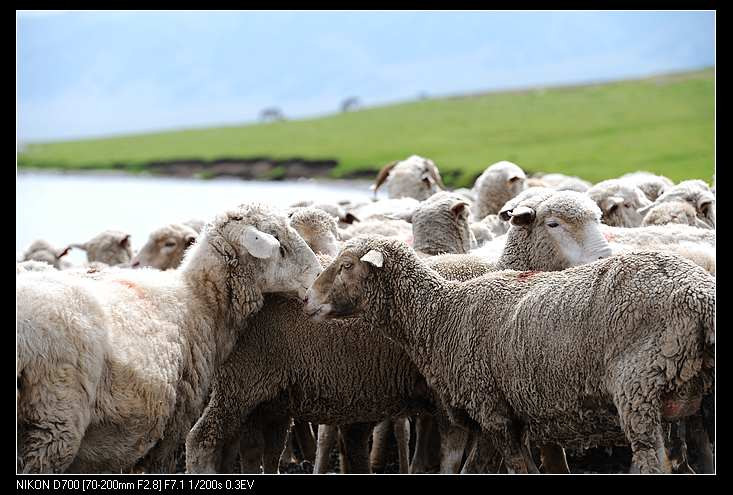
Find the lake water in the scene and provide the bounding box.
[17,171,373,265]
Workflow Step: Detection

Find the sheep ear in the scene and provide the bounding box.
[636,202,654,216]
[360,249,384,268]
[372,160,399,198]
[242,226,280,259]
[698,198,713,216]
[601,196,623,214]
[342,213,360,224]
[120,234,131,248]
[57,246,71,259]
[499,208,513,221]
[426,160,446,189]
[451,202,469,217]
[509,206,536,226]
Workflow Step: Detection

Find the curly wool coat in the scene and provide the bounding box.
[307,236,715,473]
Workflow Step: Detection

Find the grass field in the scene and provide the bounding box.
[17,68,715,188]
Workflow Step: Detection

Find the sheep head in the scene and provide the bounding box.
[288,206,341,257]
[372,155,443,201]
[304,235,406,321]
[588,180,651,227]
[131,223,198,270]
[500,191,613,271]
[183,203,322,301]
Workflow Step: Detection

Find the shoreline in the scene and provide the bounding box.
[16,166,375,187]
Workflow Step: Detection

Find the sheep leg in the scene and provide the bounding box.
[293,421,317,463]
[686,414,714,473]
[666,421,694,473]
[493,422,529,474]
[238,420,264,473]
[393,417,411,474]
[314,424,338,473]
[409,414,434,473]
[369,419,392,472]
[261,416,290,473]
[339,422,375,473]
[281,429,298,465]
[438,424,469,473]
[218,435,242,473]
[460,431,503,473]
[520,430,541,474]
[18,382,91,473]
[539,444,570,473]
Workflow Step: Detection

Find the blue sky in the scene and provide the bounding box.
[17,11,715,143]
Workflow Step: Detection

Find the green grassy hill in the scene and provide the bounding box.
[18,68,714,188]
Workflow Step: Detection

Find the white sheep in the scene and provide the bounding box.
[16,203,322,473]
[471,161,527,220]
[371,155,445,200]
[637,179,715,229]
[68,230,134,266]
[619,171,674,201]
[130,223,198,270]
[586,179,652,227]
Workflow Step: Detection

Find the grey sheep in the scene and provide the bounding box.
[304,236,715,474]
[185,251,495,474]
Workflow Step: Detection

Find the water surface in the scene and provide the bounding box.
[17,171,372,265]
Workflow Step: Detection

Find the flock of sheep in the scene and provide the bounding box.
[16,155,716,474]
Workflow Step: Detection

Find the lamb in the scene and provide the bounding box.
[371,155,445,200]
[586,179,652,227]
[619,171,674,202]
[304,236,715,474]
[16,203,322,473]
[68,229,134,266]
[471,161,527,220]
[21,240,71,269]
[637,180,716,229]
[130,223,198,270]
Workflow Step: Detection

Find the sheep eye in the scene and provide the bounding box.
[342,262,353,270]
[546,221,559,228]
[233,215,243,221]
[164,240,176,248]
[624,204,631,208]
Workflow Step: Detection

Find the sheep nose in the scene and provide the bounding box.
[131,261,140,268]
